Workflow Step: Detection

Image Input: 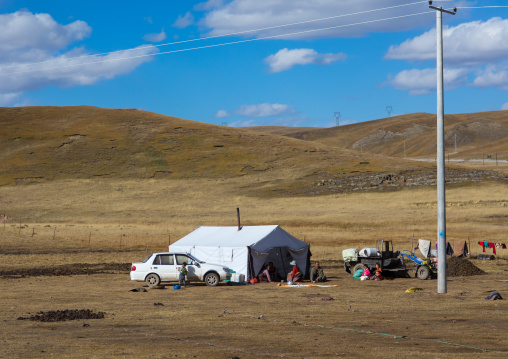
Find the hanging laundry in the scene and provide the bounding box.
[435,241,454,255]
[418,239,431,258]
[452,241,468,257]
[488,243,497,255]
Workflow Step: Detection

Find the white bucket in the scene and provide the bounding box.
[232,273,245,282]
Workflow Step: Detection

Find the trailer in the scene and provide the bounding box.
[343,240,408,278]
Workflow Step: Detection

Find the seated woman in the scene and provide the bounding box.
[360,264,371,281]
[259,262,277,283]
[287,260,303,282]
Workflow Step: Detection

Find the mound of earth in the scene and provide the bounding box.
[0,263,130,278]
[17,309,105,322]
[447,257,486,277]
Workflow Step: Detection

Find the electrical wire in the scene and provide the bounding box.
[0,10,434,77]
[456,6,508,9]
[0,0,451,70]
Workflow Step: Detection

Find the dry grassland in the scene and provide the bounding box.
[1,178,506,256]
[1,179,507,358]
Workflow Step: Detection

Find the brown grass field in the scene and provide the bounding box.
[1,178,507,358]
[1,107,507,358]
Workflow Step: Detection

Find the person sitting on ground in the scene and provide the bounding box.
[372,263,384,280]
[360,264,371,281]
[179,262,188,288]
[259,262,277,283]
[310,261,327,283]
[287,260,303,282]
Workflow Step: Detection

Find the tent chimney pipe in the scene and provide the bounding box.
[237,208,241,231]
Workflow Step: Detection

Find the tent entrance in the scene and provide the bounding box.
[248,246,309,281]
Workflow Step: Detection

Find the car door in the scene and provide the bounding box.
[175,254,201,281]
[151,254,177,281]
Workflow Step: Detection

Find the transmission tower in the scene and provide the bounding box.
[334,112,341,126]
[386,106,393,120]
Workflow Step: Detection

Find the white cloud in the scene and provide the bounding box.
[264,48,346,73]
[234,103,296,117]
[502,102,508,111]
[386,17,508,66]
[143,29,166,42]
[473,66,508,90]
[214,109,230,118]
[229,115,308,127]
[388,68,469,95]
[0,45,158,94]
[173,12,194,29]
[200,0,434,40]
[0,11,91,63]
[385,17,508,93]
[0,92,22,106]
[0,11,158,105]
[194,0,226,11]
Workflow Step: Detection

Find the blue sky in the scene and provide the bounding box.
[1,0,507,127]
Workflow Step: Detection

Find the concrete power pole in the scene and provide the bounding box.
[429,1,456,294]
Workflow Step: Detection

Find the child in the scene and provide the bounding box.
[373,263,384,280]
[179,262,188,288]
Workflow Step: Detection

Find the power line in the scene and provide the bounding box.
[0,10,435,77]
[456,6,508,9]
[0,0,449,70]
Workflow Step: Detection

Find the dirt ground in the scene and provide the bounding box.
[1,251,508,359]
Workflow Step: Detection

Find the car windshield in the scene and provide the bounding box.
[142,255,153,263]
[187,253,204,263]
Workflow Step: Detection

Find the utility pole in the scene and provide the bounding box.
[455,133,457,154]
[334,112,341,126]
[429,1,456,294]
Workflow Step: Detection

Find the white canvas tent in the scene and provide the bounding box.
[168,225,310,281]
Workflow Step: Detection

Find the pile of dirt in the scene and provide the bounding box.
[17,309,106,322]
[0,263,130,278]
[447,257,486,277]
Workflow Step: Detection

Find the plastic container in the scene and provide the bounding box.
[232,273,245,283]
[173,285,181,290]
[359,248,379,257]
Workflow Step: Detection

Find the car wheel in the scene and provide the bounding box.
[204,272,219,286]
[353,263,364,275]
[145,273,161,287]
[417,265,431,280]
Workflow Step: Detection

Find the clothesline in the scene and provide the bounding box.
[479,242,507,255]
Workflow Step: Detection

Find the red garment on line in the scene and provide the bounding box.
[488,242,497,255]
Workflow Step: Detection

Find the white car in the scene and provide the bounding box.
[130,252,231,287]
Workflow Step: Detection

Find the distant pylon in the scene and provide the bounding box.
[386,106,393,120]
[334,112,341,126]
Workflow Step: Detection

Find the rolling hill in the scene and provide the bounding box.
[247,111,508,159]
[1,106,505,196]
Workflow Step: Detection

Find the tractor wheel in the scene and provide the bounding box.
[352,263,364,275]
[417,265,431,280]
